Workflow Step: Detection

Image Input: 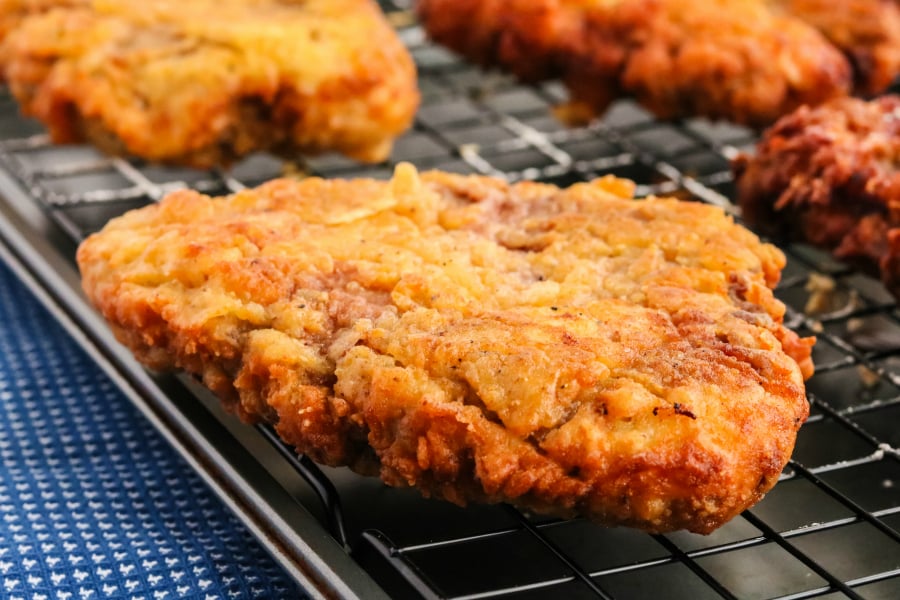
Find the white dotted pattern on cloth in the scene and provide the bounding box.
[0,263,301,599]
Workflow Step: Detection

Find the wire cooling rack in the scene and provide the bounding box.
[0,2,898,598]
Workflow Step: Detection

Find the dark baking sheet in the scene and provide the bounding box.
[0,3,898,598]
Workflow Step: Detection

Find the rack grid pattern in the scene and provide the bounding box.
[0,3,898,598]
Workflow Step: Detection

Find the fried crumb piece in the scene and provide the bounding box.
[857,364,881,389]
[804,273,862,317]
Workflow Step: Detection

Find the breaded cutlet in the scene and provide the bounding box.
[773,0,900,95]
[77,164,813,533]
[734,95,900,298]
[0,0,86,42]
[0,0,418,168]
[416,0,851,128]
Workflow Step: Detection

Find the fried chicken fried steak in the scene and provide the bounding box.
[0,0,86,41]
[417,0,850,127]
[0,0,418,167]
[734,95,900,298]
[773,0,900,95]
[77,165,814,533]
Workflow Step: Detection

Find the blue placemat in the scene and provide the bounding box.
[0,261,302,599]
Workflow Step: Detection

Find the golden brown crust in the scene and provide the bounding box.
[773,0,900,95]
[0,1,86,47]
[417,0,851,127]
[734,95,900,297]
[0,0,418,167]
[77,165,813,533]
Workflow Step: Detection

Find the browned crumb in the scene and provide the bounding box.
[804,273,861,317]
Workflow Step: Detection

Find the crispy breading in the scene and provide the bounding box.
[0,1,86,44]
[772,0,900,95]
[416,0,851,127]
[734,95,900,297]
[0,0,418,167]
[77,165,813,533]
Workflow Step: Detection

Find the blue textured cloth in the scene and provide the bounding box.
[0,261,301,599]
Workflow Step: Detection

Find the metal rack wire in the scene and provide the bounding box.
[0,3,898,598]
